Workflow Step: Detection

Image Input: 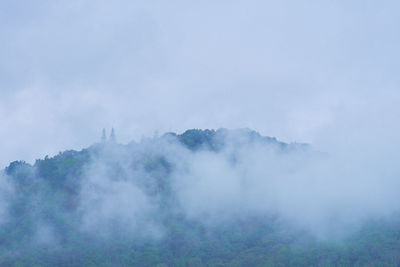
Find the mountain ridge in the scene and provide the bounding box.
[4,128,308,173]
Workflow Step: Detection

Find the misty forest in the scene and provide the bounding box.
[1,129,400,266]
[2,1,400,266]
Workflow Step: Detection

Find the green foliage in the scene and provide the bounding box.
[0,129,397,266]
[178,129,217,151]
[35,149,90,190]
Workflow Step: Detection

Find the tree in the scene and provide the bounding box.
[110,128,116,143]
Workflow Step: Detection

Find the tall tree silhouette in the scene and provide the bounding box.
[110,128,116,143]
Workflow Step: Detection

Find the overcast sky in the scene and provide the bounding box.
[1,0,400,168]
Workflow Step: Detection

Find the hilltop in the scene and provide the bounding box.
[1,129,399,266]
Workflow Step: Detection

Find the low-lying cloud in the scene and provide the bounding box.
[1,127,400,259]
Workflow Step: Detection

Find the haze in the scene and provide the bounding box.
[1,0,400,169]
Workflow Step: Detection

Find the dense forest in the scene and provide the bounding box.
[1,129,400,266]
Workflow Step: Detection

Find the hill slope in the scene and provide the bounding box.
[0,129,399,266]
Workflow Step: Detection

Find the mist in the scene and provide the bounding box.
[1,128,400,265]
[4,129,400,239]
[1,0,400,169]
[83,129,400,240]
[2,0,400,265]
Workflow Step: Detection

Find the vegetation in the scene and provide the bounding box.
[0,129,399,266]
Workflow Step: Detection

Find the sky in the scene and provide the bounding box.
[1,0,400,168]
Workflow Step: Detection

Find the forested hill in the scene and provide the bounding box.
[5,129,308,185]
[1,129,400,266]
[5,128,305,183]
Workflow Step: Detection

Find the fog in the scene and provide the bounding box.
[1,1,400,264]
[6,129,400,242]
[1,0,400,169]
[0,127,400,267]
